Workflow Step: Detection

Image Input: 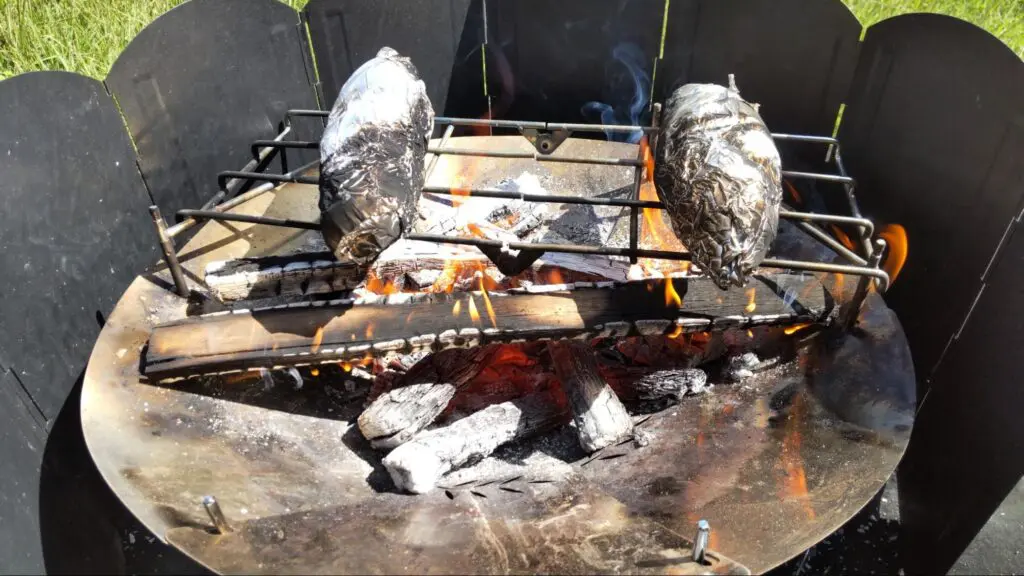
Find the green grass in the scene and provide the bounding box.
[0,0,1020,81]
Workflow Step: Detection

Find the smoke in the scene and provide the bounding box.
[581,43,650,144]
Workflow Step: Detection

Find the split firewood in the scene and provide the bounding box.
[357,383,456,449]
[548,340,634,452]
[382,391,568,494]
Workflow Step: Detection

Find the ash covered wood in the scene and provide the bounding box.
[382,391,567,494]
[358,383,456,449]
[634,368,708,402]
[549,340,634,452]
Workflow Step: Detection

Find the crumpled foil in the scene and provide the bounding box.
[318,47,435,265]
[654,81,782,289]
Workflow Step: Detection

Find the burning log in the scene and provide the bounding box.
[655,76,782,289]
[318,47,434,265]
[549,340,634,452]
[382,391,567,494]
[144,273,835,380]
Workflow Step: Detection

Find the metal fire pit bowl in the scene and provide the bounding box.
[81,137,915,574]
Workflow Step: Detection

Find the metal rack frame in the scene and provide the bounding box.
[148,106,889,323]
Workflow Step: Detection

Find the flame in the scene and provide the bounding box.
[830,225,857,251]
[784,180,803,206]
[784,323,811,335]
[636,136,689,275]
[747,329,754,338]
[878,224,908,285]
[780,394,816,520]
[468,294,480,322]
[465,222,486,238]
[664,278,682,308]
[744,288,756,313]
[667,324,683,339]
[310,326,324,353]
[452,300,462,317]
[340,353,374,373]
[478,274,498,328]
[365,323,375,339]
[430,259,499,294]
[365,272,399,295]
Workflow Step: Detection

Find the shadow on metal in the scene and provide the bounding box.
[658,0,861,136]
[106,0,320,218]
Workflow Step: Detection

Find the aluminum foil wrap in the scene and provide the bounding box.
[319,47,435,264]
[654,80,782,289]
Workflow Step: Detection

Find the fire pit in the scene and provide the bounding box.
[81,91,915,574]
[0,0,1000,574]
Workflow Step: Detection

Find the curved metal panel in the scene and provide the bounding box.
[658,0,861,135]
[304,0,485,117]
[0,71,153,421]
[899,219,1024,572]
[484,0,663,126]
[106,0,319,217]
[839,14,1024,385]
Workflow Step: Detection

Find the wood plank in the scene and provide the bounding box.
[144,273,834,380]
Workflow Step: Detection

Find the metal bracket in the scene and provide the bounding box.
[521,128,571,155]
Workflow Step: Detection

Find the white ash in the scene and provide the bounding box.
[727,352,763,382]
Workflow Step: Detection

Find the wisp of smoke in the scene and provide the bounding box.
[581,43,650,144]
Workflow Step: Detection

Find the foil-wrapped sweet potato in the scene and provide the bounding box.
[319,47,435,265]
[655,79,782,288]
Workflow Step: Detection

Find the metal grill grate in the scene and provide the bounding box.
[147,106,890,323]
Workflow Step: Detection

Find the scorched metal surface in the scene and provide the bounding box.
[80,137,912,574]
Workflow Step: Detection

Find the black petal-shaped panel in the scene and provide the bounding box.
[107,0,319,217]
[485,0,663,127]
[839,14,1024,386]
[0,72,152,420]
[304,0,486,117]
[658,0,861,135]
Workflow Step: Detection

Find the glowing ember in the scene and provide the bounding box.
[310,368,319,376]
[664,278,682,308]
[878,224,908,285]
[745,288,756,313]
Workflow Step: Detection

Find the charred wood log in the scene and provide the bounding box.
[633,368,708,402]
[357,383,456,449]
[144,273,835,381]
[549,340,634,452]
[382,391,568,494]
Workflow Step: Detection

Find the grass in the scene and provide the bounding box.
[0,0,1020,81]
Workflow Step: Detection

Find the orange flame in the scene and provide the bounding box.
[365,272,399,295]
[784,323,811,335]
[478,274,498,328]
[365,323,374,339]
[452,300,462,317]
[830,225,857,251]
[544,267,565,285]
[664,278,682,308]
[745,288,757,314]
[878,224,908,286]
[465,222,486,238]
[784,180,803,206]
[747,329,754,338]
[667,324,683,339]
[310,368,319,376]
[636,137,689,276]
[468,294,480,322]
[310,326,324,354]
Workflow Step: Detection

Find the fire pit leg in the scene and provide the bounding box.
[549,340,634,452]
[148,205,189,297]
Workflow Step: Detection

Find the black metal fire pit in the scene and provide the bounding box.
[0,0,1021,574]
